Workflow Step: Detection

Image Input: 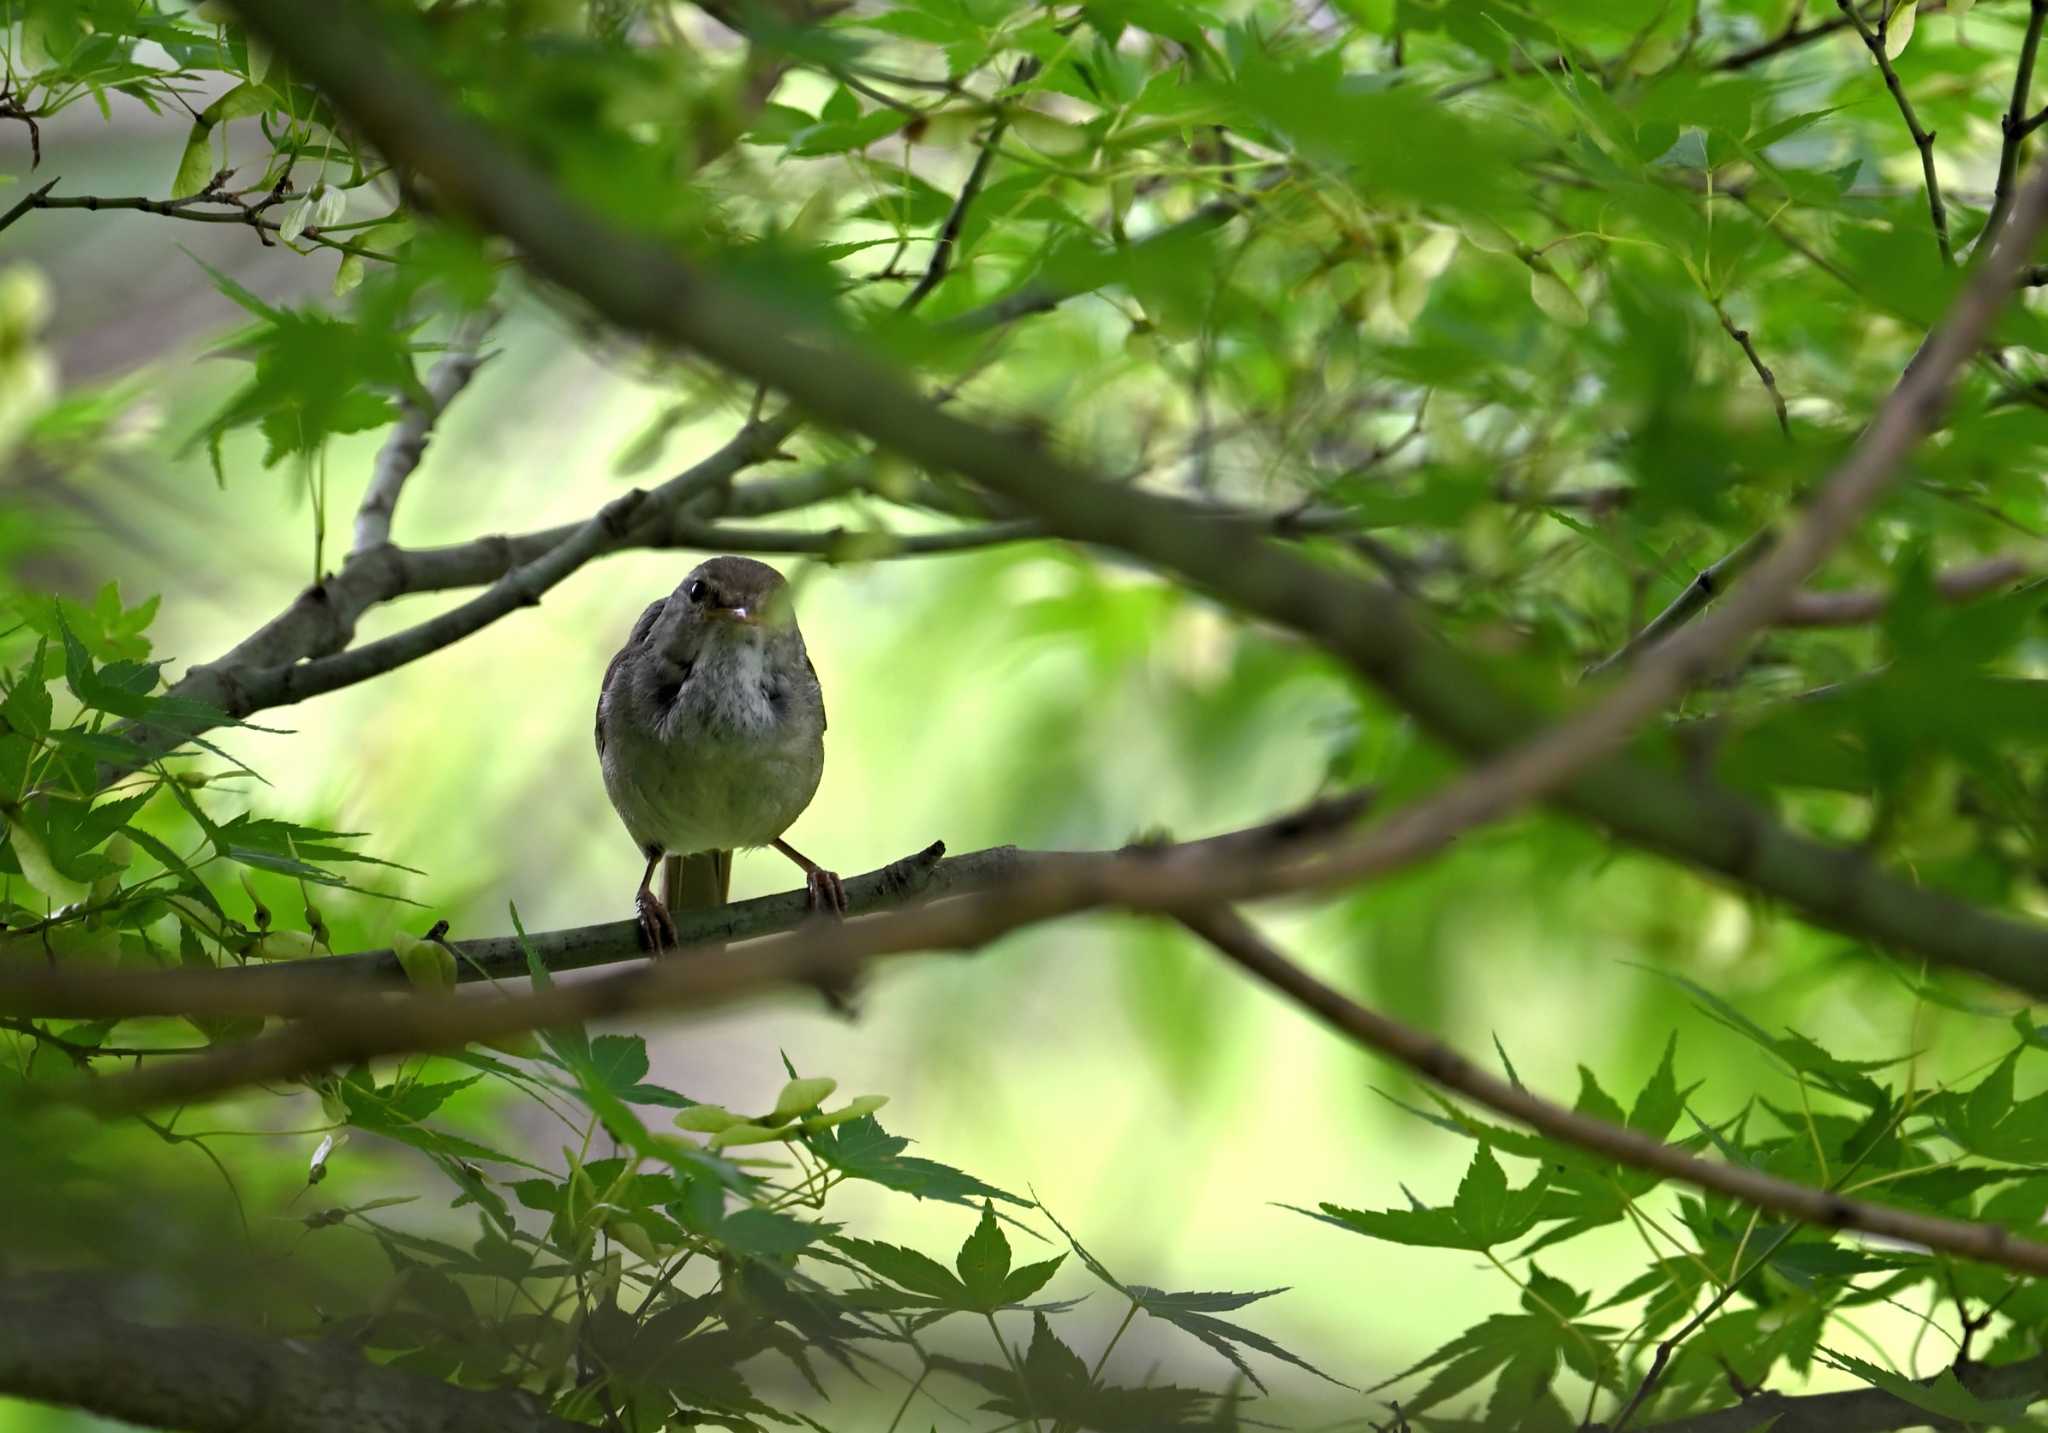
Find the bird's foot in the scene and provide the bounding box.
[805,866,848,918]
[636,889,678,954]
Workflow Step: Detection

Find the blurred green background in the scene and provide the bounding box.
[0,61,1996,1430]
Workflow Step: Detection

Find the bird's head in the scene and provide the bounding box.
[653,555,796,658]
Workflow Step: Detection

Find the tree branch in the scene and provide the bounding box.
[7,798,1410,1113]
[1777,554,2033,626]
[1176,904,2048,1277]
[123,410,799,770]
[1715,11,1855,70]
[0,1281,585,1433]
[350,315,496,555]
[0,792,1376,1017]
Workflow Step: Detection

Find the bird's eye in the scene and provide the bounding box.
[686,579,708,603]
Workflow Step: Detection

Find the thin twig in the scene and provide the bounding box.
[1713,301,1791,437]
[0,183,394,261]
[896,64,1026,313]
[0,176,59,236]
[1985,0,2048,249]
[1777,554,2031,625]
[1836,0,1953,266]
[1175,906,2048,1279]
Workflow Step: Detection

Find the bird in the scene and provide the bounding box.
[595,555,846,953]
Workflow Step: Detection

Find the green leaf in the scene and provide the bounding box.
[1883,0,1918,58]
[805,1116,1025,1206]
[1041,1207,1344,1390]
[929,1313,1217,1429]
[1627,1034,1689,1141]
[1820,1349,2031,1425]
[826,1234,969,1305]
[769,1075,836,1122]
[1530,270,1588,326]
[170,81,271,197]
[1000,1254,1067,1305]
[956,1200,1013,1309]
[586,1034,650,1094]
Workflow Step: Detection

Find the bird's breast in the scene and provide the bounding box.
[599,640,824,855]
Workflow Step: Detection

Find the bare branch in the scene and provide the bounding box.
[10,800,1406,1113]
[1777,554,2033,626]
[1177,905,2048,1278]
[1713,300,1791,438]
[126,411,799,769]
[220,469,706,716]
[0,1280,584,1433]
[0,180,395,261]
[350,314,497,555]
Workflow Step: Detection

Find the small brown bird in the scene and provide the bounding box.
[595,556,845,951]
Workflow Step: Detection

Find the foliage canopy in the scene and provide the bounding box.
[10,0,2048,1430]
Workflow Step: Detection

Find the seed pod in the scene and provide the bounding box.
[392,931,455,991]
[239,872,271,931]
[768,1076,837,1123]
[674,1105,744,1133]
[801,1094,889,1132]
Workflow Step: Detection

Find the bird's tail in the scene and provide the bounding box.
[663,850,732,912]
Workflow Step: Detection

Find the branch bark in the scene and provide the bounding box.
[1777,555,2033,626]
[123,410,798,766]
[0,1282,584,1433]
[0,792,1375,1024]
[351,315,495,555]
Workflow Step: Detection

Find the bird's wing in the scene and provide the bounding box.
[804,649,824,732]
[596,598,667,756]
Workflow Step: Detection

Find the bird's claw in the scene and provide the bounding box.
[636,889,678,954]
[805,867,848,918]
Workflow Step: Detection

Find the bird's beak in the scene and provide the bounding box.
[708,604,755,625]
